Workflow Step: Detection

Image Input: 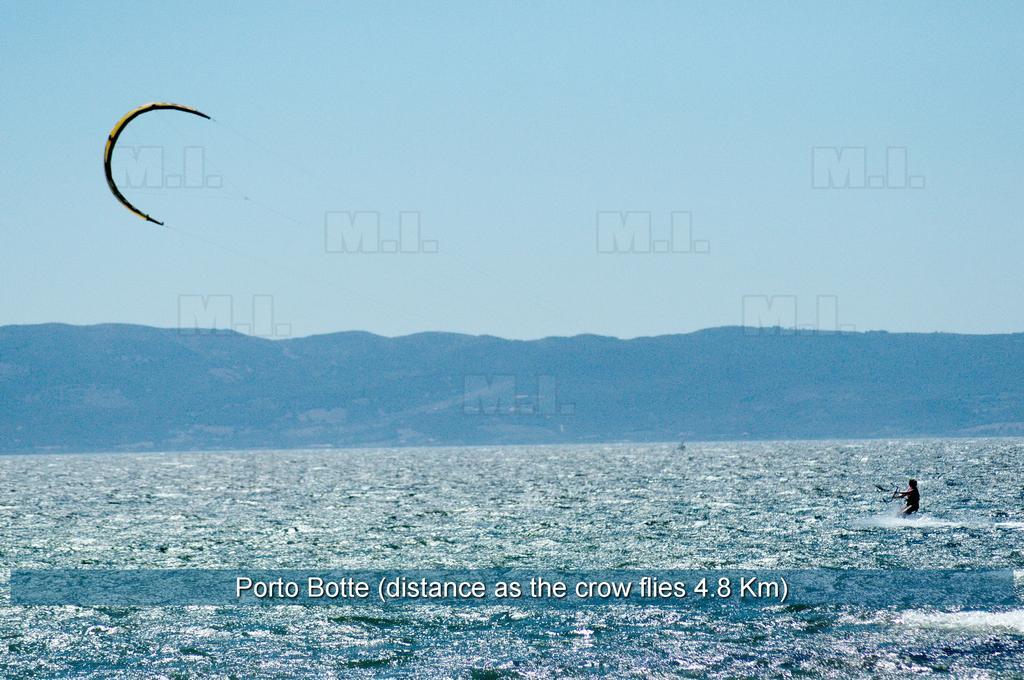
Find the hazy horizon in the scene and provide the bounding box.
[7,319,1024,343]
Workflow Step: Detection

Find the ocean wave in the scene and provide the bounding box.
[856,515,1024,530]
[899,609,1024,634]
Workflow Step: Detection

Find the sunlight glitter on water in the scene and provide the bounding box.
[1,439,1022,677]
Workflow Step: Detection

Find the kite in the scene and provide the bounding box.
[103,102,211,226]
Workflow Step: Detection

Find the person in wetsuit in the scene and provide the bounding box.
[894,479,920,516]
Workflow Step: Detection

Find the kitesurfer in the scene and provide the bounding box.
[893,479,919,516]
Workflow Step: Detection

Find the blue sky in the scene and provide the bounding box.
[1,1,1021,339]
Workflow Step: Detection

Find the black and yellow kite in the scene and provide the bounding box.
[104,102,211,226]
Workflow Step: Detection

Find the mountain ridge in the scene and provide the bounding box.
[2,323,1023,453]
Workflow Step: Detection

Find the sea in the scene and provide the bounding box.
[1,439,1023,678]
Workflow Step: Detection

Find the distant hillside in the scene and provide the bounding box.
[1,323,1023,452]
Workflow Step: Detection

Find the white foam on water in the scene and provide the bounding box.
[856,515,970,529]
[994,521,1024,530]
[899,609,1024,635]
[856,514,1024,530]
